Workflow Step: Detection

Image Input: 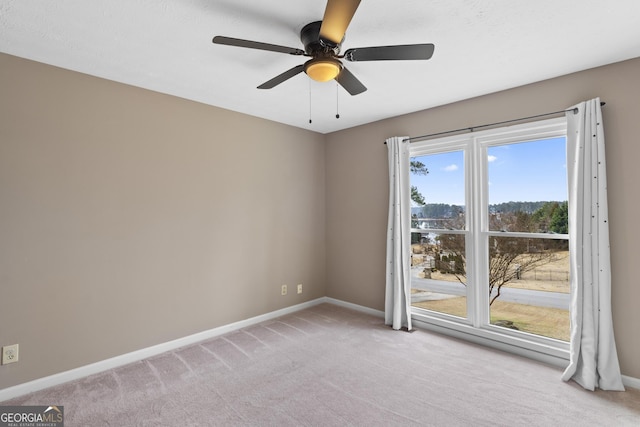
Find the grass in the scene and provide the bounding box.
[412,297,569,341]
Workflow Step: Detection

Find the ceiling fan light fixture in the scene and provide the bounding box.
[304,58,342,82]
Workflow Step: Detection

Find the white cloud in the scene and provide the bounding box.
[488,155,497,162]
[443,164,458,172]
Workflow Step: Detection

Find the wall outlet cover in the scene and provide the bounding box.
[2,344,19,365]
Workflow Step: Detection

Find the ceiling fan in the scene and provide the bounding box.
[212,0,435,96]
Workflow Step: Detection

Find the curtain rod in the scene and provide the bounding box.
[384,102,606,144]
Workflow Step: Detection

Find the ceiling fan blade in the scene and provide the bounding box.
[344,44,435,61]
[335,67,366,96]
[213,36,305,56]
[319,0,361,45]
[257,64,305,89]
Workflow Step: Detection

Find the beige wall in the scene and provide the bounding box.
[325,57,640,379]
[2,51,639,391]
[0,53,326,389]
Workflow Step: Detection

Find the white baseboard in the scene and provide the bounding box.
[0,298,328,402]
[622,375,640,390]
[323,297,385,318]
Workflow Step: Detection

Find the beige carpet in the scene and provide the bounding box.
[4,303,640,426]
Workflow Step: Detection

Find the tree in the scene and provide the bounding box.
[486,237,558,305]
[410,160,428,175]
[529,201,569,234]
[437,228,558,306]
[410,160,429,206]
[411,186,426,205]
[549,201,568,234]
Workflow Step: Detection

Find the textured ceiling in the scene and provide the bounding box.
[2,0,640,134]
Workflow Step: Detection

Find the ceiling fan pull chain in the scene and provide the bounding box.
[336,82,340,119]
[309,81,313,124]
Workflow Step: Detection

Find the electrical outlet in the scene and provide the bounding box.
[2,344,19,365]
[297,284,303,294]
[281,285,287,295]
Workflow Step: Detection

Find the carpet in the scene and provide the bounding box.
[3,303,639,426]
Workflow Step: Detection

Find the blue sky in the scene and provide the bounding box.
[411,137,567,205]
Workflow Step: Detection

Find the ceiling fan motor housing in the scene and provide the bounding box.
[300,21,341,55]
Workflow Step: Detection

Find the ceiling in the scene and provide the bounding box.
[2,1,640,134]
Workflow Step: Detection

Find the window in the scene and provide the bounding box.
[409,118,569,357]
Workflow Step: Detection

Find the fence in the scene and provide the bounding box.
[520,269,569,282]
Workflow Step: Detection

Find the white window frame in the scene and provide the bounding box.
[409,117,569,366]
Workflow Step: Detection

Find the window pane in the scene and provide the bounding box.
[488,236,569,341]
[488,138,567,233]
[410,151,465,230]
[411,151,467,318]
[411,232,467,318]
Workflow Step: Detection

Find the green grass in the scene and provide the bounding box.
[412,297,569,341]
